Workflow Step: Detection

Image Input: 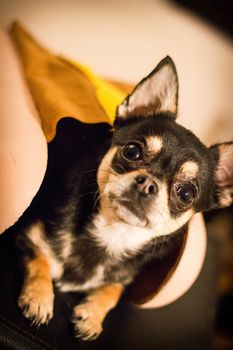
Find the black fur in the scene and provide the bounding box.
[15,113,221,290]
[15,118,191,288]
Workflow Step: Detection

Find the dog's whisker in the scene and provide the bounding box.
[93,191,105,208]
[151,237,157,258]
[159,235,166,257]
[98,168,120,179]
[76,191,98,199]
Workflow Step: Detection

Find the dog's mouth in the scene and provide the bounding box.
[110,195,150,227]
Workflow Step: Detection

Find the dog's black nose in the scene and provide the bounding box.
[135,175,158,196]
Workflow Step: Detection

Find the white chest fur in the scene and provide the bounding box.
[90,215,157,259]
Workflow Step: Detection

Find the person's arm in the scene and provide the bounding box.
[0,28,47,233]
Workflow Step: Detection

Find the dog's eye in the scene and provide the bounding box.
[176,183,196,205]
[122,143,142,161]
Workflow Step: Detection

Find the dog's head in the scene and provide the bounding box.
[97,57,233,237]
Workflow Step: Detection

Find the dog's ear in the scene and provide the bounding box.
[210,142,233,208]
[115,56,178,126]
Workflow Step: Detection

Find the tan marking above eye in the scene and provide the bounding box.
[180,161,199,178]
[146,136,163,154]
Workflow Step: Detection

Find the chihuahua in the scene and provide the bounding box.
[16,56,233,340]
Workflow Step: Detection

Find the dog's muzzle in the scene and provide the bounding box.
[134,175,158,196]
[115,175,158,222]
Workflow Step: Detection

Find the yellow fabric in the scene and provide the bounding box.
[65,59,126,124]
[10,22,126,141]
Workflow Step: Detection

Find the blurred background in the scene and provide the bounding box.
[0,0,233,349]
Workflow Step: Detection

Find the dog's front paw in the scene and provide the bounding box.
[72,302,103,341]
[18,280,54,326]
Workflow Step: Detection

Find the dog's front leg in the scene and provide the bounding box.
[73,283,123,340]
[18,254,54,326]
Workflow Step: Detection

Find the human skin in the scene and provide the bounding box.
[0,28,47,233]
